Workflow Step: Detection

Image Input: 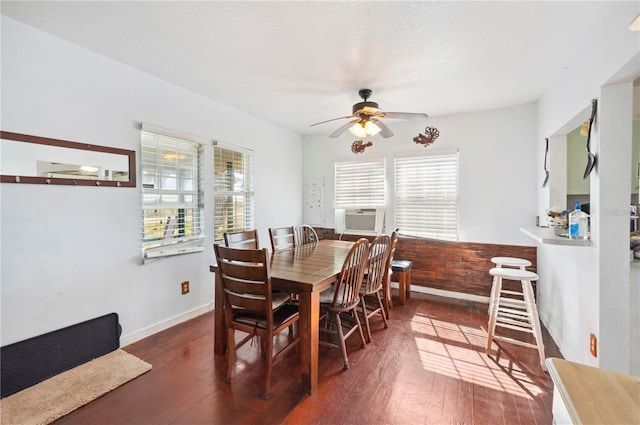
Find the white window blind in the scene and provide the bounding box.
[213,145,255,241]
[141,128,204,260]
[394,151,459,241]
[334,159,386,208]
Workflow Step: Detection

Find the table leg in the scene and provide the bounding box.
[213,268,226,355]
[298,290,319,394]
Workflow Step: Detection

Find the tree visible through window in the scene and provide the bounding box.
[141,128,204,260]
[214,145,254,241]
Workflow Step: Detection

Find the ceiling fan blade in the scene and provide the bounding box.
[382,112,429,121]
[329,119,359,138]
[310,116,354,127]
[372,119,394,138]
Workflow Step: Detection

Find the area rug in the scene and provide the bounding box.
[0,349,152,425]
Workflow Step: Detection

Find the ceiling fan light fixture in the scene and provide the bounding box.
[349,120,381,138]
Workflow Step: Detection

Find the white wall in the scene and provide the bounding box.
[0,17,303,346]
[304,103,538,246]
[534,1,639,373]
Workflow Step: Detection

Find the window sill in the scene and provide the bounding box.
[143,237,205,263]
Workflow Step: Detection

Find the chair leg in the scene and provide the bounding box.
[360,296,373,343]
[263,335,273,400]
[352,306,367,348]
[225,329,235,383]
[383,274,392,317]
[335,313,350,371]
[405,268,412,300]
[485,276,502,355]
[376,292,389,328]
[488,275,498,317]
[523,280,547,372]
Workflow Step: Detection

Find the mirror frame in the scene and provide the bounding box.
[0,131,136,187]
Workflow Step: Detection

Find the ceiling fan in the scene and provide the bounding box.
[310,88,428,138]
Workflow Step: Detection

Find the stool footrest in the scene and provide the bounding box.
[500,298,527,311]
[492,335,539,350]
[496,320,534,332]
[500,290,524,297]
[497,305,529,315]
[496,316,532,329]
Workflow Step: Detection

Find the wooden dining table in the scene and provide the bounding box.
[210,239,354,394]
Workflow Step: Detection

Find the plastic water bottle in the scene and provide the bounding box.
[569,201,589,239]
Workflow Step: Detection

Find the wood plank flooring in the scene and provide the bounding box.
[53,292,562,425]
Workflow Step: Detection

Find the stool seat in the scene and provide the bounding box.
[391,260,412,271]
[489,268,539,280]
[491,257,532,268]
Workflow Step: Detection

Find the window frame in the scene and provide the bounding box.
[213,143,255,242]
[140,124,205,261]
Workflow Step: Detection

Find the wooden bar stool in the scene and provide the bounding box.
[391,260,412,305]
[489,257,532,315]
[486,267,546,371]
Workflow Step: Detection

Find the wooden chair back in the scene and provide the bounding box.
[269,226,296,252]
[295,224,319,245]
[213,243,299,400]
[223,229,260,249]
[362,234,391,295]
[214,245,273,317]
[329,238,370,312]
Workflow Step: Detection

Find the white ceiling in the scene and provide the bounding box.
[2,1,639,136]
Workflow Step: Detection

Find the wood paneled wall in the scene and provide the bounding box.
[316,228,537,298]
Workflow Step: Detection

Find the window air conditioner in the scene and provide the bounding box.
[335,207,385,236]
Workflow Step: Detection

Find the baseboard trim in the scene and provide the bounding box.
[391,282,490,304]
[120,302,213,347]
[538,309,576,363]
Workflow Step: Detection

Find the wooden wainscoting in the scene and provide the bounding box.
[317,228,537,299]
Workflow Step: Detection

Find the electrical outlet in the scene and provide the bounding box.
[181,281,190,295]
[589,333,597,357]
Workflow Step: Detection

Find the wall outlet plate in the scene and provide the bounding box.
[181,281,190,295]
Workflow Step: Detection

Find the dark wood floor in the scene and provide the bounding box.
[54,292,562,425]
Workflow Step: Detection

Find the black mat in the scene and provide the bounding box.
[1,312,121,398]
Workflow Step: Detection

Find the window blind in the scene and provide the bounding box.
[394,151,459,241]
[334,159,386,208]
[213,145,255,241]
[141,129,204,260]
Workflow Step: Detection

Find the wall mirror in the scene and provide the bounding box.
[0,131,136,187]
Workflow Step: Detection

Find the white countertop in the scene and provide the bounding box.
[520,226,592,246]
[546,357,640,425]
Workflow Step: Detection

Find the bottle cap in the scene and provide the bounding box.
[575,201,581,210]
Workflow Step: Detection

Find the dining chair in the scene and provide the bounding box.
[213,244,300,400]
[294,224,319,246]
[269,226,296,252]
[223,229,260,249]
[359,234,390,342]
[318,238,369,370]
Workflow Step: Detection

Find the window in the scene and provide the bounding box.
[334,159,386,208]
[394,150,459,241]
[213,144,255,241]
[141,126,204,260]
